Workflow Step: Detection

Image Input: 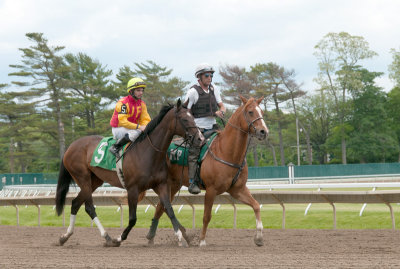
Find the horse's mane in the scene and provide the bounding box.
[130,104,174,147]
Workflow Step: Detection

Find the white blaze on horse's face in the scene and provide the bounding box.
[255,105,269,140]
[255,106,268,131]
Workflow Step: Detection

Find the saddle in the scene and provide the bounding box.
[90,137,131,188]
[90,137,129,171]
[168,132,218,166]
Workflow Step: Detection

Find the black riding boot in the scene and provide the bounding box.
[188,143,201,194]
[109,134,131,158]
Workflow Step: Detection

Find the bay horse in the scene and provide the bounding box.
[146,96,268,247]
[55,99,204,247]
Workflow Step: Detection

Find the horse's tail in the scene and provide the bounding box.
[55,158,73,216]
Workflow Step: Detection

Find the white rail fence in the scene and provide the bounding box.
[1,183,400,230]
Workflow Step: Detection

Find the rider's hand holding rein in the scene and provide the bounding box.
[215,110,225,119]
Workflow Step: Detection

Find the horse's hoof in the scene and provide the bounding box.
[199,240,206,247]
[103,241,120,247]
[179,226,190,245]
[104,238,121,247]
[148,238,154,246]
[179,239,188,248]
[254,235,264,247]
[146,233,154,241]
[182,233,191,245]
[59,235,68,246]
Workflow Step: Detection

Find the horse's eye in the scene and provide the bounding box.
[249,111,254,116]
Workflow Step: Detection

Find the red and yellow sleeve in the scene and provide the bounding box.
[115,101,137,129]
[139,102,151,127]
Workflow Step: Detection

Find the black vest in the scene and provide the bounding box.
[191,84,219,118]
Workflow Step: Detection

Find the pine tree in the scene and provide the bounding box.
[8,33,68,160]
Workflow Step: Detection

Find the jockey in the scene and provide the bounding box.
[185,63,226,194]
[109,77,151,158]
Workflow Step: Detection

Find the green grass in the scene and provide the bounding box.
[1,203,399,229]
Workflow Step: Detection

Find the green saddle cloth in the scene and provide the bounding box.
[90,137,126,171]
[167,133,218,166]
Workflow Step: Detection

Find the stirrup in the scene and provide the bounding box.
[188,182,201,194]
[109,146,120,158]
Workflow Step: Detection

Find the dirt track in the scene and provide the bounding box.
[1,226,399,268]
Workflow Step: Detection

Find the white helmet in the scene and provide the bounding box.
[195,63,215,78]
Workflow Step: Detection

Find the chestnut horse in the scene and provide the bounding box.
[55,99,204,247]
[146,96,268,247]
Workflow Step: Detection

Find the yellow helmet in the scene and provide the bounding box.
[127,77,146,93]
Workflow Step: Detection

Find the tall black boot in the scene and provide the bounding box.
[109,134,131,158]
[188,143,201,194]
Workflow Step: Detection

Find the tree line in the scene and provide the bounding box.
[1,32,400,173]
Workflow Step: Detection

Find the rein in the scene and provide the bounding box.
[208,108,264,188]
[144,107,199,154]
[207,135,252,188]
[116,106,199,161]
[146,135,164,153]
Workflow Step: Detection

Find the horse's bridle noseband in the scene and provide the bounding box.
[226,108,264,136]
[174,108,201,143]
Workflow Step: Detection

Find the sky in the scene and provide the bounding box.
[1,0,400,94]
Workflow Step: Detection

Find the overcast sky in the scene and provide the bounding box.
[1,0,400,94]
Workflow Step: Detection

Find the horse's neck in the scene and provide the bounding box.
[217,118,249,163]
[145,122,174,155]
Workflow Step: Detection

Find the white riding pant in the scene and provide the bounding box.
[112,127,142,141]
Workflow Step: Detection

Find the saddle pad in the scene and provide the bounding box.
[90,137,126,170]
[167,133,218,166]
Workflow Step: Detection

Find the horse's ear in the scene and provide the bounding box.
[182,99,189,109]
[256,96,264,105]
[176,98,182,110]
[239,95,248,104]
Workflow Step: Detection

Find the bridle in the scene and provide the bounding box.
[147,106,200,154]
[208,105,264,188]
[118,106,200,161]
[225,107,264,136]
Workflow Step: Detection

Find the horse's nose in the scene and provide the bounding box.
[257,129,268,140]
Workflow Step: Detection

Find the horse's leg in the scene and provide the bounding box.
[113,187,139,246]
[59,187,89,246]
[146,202,163,245]
[83,176,118,247]
[154,183,189,247]
[228,186,264,246]
[146,181,181,245]
[84,196,115,246]
[199,188,217,247]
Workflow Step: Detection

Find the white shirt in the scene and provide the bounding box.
[184,83,222,129]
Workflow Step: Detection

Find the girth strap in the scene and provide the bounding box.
[207,136,252,188]
[115,148,126,189]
